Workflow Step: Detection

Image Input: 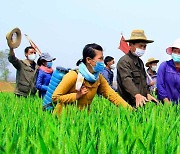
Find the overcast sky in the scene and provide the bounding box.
[1,0,180,80]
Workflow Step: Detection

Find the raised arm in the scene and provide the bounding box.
[8,48,21,70]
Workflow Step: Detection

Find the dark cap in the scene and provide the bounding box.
[40,53,56,61]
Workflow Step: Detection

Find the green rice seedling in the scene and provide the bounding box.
[0,93,179,153]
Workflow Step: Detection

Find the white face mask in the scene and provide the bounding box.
[28,53,37,61]
[132,48,145,57]
[110,64,116,70]
[151,66,157,71]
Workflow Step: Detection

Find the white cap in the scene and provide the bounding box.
[166,38,180,55]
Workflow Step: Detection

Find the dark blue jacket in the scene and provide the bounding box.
[36,69,52,98]
[101,67,116,91]
[102,67,113,86]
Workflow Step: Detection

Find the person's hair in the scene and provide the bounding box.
[172,47,178,51]
[76,59,82,66]
[76,43,103,65]
[24,46,35,54]
[104,56,114,66]
[37,58,46,66]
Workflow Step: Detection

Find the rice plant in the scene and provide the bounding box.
[0,92,179,154]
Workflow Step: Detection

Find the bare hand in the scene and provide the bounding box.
[135,94,148,108]
[163,98,171,104]
[76,86,88,99]
[147,94,159,104]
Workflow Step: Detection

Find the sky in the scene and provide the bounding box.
[1,0,180,80]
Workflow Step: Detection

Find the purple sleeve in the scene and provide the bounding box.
[157,62,168,100]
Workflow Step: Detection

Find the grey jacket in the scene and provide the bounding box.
[8,53,38,97]
[117,52,150,106]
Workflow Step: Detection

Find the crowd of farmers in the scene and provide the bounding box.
[6,29,180,115]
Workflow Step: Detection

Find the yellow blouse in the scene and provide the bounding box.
[52,70,131,115]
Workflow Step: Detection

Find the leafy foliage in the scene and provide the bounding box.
[0,49,10,81]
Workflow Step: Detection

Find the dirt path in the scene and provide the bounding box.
[0,81,14,92]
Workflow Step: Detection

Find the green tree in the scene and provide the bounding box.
[0,49,10,81]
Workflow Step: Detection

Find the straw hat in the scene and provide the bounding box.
[124,30,154,43]
[145,58,159,67]
[6,28,21,49]
[166,38,180,55]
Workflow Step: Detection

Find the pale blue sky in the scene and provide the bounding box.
[1,0,180,79]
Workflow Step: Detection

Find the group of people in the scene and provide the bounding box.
[8,29,180,115]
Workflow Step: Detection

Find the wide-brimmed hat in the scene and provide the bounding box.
[124,30,154,43]
[145,58,159,67]
[166,38,180,55]
[6,27,21,49]
[40,53,56,61]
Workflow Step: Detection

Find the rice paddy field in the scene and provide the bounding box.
[0,92,179,154]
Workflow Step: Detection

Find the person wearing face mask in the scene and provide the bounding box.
[117,30,158,108]
[8,46,38,97]
[145,58,159,94]
[52,43,132,115]
[101,56,117,91]
[157,39,180,104]
[36,53,56,98]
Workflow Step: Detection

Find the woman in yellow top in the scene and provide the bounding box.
[52,43,132,115]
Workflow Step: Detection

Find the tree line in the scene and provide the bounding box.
[0,49,10,81]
